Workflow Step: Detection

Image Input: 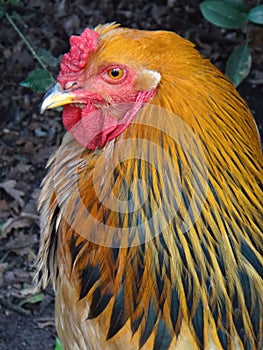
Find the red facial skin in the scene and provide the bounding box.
[57,29,156,150]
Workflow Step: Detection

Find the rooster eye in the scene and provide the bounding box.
[107,68,124,80]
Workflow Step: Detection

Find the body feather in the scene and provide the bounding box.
[36,24,263,350]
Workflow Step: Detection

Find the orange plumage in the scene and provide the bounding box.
[37,23,263,350]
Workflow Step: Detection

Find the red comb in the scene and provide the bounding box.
[58,28,98,84]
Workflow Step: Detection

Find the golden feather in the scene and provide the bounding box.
[36,23,263,350]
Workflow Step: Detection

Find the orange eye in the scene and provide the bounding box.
[107,67,124,80]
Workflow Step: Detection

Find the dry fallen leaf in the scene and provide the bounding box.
[0,263,8,287]
[5,231,37,257]
[0,180,25,207]
[1,212,39,239]
[0,200,11,220]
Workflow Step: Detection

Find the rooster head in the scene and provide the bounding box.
[40,24,161,149]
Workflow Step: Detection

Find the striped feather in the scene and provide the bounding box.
[36,23,263,350]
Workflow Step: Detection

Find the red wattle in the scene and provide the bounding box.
[62,90,156,150]
[62,105,82,130]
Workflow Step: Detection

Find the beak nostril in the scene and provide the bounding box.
[65,81,78,90]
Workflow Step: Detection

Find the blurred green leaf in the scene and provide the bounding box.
[248,5,263,25]
[37,48,58,67]
[225,44,251,87]
[200,1,248,29]
[18,292,44,307]
[0,0,23,18]
[8,0,23,7]
[0,2,7,18]
[223,0,247,12]
[20,68,54,92]
[55,337,63,350]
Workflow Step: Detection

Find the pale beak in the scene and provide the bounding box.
[40,83,76,114]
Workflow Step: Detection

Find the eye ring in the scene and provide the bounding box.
[107,67,125,80]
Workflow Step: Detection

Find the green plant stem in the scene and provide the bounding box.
[5,12,49,72]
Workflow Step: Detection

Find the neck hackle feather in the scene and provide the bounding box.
[36,23,263,350]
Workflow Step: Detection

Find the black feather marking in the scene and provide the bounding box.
[137,217,146,244]
[131,310,144,335]
[192,300,204,348]
[215,246,226,278]
[155,167,161,187]
[137,162,147,208]
[176,242,187,266]
[143,199,153,222]
[192,164,206,197]
[214,302,229,350]
[182,273,194,315]
[112,248,119,263]
[232,286,241,318]
[149,172,162,205]
[165,258,171,282]
[228,150,243,173]
[127,193,134,229]
[243,149,259,170]
[184,232,202,283]
[206,218,218,242]
[127,184,133,201]
[158,250,164,269]
[158,232,171,257]
[87,286,112,319]
[244,338,252,350]
[69,234,77,256]
[233,272,256,350]
[70,236,85,269]
[140,242,145,254]
[96,197,103,212]
[79,264,100,300]
[153,320,172,350]
[130,253,144,309]
[170,287,180,332]
[139,300,158,348]
[240,240,263,278]
[177,157,183,181]
[102,208,110,223]
[217,326,228,349]
[238,271,251,313]
[85,197,96,214]
[201,242,212,266]
[205,277,213,298]
[181,188,190,210]
[228,235,238,262]
[208,179,221,205]
[137,158,142,178]
[136,250,145,284]
[234,306,249,350]
[234,300,256,350]
[155,270,165,297]
[107,284,128,339]
[47,206,60,276]
[244,226,259,251]
[113,168,118,183]
[250,298,260,346]
[239,184,252,203]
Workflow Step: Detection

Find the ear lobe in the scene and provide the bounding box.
[135,68,161,91]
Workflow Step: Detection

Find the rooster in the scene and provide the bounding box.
[37,23,262,350]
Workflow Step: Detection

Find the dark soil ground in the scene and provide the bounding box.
[0,1,262,349]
